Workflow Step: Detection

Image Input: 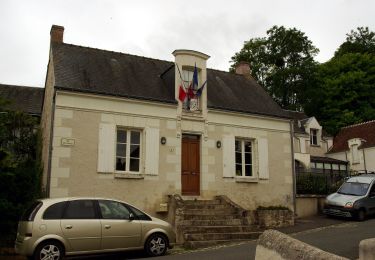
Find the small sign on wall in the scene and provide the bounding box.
[61,138,75,146]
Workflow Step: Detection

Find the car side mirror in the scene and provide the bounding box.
[129,213,135,221]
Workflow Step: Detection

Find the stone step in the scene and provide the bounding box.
[184,232,262,242]
[183,199,222,205]
[179,225,256,234]
[182,214,242,220]
[182,208,238,215]
[179,219,243,226]
[184,239,254,249]
[183,204,232,210]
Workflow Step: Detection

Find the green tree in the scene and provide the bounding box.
[305,27,375,135]
[335,27,375,57]
[0,99,42,246]
[231,26,319,110]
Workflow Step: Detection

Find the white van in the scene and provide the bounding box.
[323,174,375,221]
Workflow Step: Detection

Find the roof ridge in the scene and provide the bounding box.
[342,120,375,129]
[56,42,175,65]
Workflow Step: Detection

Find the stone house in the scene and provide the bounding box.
[287,111,348,175]
[328,121,375,173]
[41,25,295,220]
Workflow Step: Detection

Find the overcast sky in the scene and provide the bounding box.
[0,0,374,88]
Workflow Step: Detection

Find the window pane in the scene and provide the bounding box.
[245,153,252,164]
[43,202,67,220]
[130,158,140,172]
[63,200,95,219]
[324,163,331,170]
[99,200,130,220]
[117,130,127,143]
[332,164,339,170]
[340,165,347,171]
[131,131,140,144]
[236,164,242,176]
[116,157,126,171]
[130,145,140,158]
[235,140,241,152]
[244,141,252,153]
[245,165,252,176]
[235,152,242,164]
[316,163,323,169]
[116,144,126,157]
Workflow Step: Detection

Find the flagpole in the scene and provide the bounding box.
[175,63,187,90]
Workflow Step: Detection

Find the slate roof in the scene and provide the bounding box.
[51,43,289,119]
[0,84,44,116]
[329,121,375,153]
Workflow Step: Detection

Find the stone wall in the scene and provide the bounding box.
[255,230,348,260]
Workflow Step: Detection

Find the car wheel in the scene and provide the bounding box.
[356,209,366,221]
[145,233,168,257]
[34,240,64,260]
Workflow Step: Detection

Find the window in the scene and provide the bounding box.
[99,200,131,219]
[21,201,43,221]
[310,129,318,145]
[116,129,141,172]
[127,205,152,221]
[43,202,67,219]
[181,69,200,111]
[235,139,253,177]
[63,200,96,219]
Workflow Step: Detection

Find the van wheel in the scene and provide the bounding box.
[145,233,168,257]
[356,209,366,221]
[34,240,64,260]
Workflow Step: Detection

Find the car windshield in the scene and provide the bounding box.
[338,182,369,196]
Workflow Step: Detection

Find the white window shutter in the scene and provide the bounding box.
[222,135,235,178]
[145,127,159,175]
[97,123,115,173]
[258,138,269,179]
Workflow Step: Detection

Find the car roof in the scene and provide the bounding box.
[347,175,375,184]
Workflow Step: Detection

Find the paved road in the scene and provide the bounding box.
[5,216,373,260]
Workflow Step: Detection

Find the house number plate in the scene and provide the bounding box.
[61,138,75,146]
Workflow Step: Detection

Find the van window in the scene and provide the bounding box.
[63,200,96,219]
[21,201,43,221]
[43,202,67,219]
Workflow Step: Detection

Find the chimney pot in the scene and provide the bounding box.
[235,61,251,76]
[50,25,64,43]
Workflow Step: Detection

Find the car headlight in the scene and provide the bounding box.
[344,202,353,208]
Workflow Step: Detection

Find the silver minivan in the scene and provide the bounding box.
[323,174,375,221]
[15,197,175,259]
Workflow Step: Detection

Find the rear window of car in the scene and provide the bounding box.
[21,201,43,221]
[43,201,67,219]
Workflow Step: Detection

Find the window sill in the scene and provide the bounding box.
[114,173,144,179]
[235,177,259,183]
[310,144,321,147]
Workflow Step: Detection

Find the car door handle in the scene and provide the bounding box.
[65,225,72,229]
[104,225,111,229]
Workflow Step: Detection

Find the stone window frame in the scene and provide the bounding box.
[235,138,254,178]
[115,128,142,174]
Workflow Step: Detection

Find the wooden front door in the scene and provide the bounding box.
[181,135,200,195]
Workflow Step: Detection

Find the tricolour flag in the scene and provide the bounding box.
[178,85,187,102]
[192,64,198,90]
[196,80,207,97]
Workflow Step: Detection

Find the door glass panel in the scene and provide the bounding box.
[99,200,130,219]
[117,130,127,143]
[63,200,96,219]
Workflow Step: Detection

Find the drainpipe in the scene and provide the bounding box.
[363,148,367,174]
[290,120,296,215]
[46,89,56,197]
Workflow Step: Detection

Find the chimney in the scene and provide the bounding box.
[235,61,251,77]
[50,25,64,43]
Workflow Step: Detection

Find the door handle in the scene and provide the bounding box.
[104,225,111,229]
[65,225,72,229]
[191,172,196,175]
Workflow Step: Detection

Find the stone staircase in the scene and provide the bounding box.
[171,195,263,248]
